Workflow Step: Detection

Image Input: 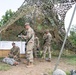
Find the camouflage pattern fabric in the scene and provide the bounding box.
[43,32,52,60]
[8,46,20,61]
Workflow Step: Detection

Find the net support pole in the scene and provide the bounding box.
[0,31,1,41]
[53,3,76,71]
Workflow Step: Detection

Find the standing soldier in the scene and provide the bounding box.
[43,29,52,62]
[33,34,40,58]
[22,23,34,67]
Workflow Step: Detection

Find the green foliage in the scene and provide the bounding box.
[0,9,14,26]
[15,17,25,26]
[0,62,11,71]
[61,55,76,65]
[67,57,76,65]
[69,31,76,46]
[47,17,55,26]
[36,24,49,31]
[51,42,61,50]
[37,51,43,58]
[71,25,76,32]
[37,24,43,31]
[69,25,76,46]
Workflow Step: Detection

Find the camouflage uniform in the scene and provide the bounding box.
[24,27,34,63]
[33,36,39,58]
[3,57,18,65]
[8,46,20,61]
[43,31,52,61]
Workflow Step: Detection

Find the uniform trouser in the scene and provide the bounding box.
[3,57,16,65]
[33,46,38,58]
[43,45,51,60]
[26,42,34,63]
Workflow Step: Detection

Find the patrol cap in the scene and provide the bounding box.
[45,29,49,32]
[25,22,30,26]
[12,42,15,45]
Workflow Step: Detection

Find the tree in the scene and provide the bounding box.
[0,9,14,26]
[71,25,76,32]
[69,26,76,46]
[69,31,76,46]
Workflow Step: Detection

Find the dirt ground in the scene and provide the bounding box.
[0,57,76,75]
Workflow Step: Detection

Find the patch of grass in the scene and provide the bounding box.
[50,50,76,65]
[59,55,76,65]
[60,55,76,65]
[66,71,70,75]
[0,62,11,71]
[52,50,76,57]
[0,57,4,60]
[67,57,76,65]
[48,71,52,75]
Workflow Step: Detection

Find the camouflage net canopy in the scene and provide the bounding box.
[0,0,75,50]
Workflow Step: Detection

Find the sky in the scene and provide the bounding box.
[0,0,76,33]
[64,3,76,33]
[0,0,24,20]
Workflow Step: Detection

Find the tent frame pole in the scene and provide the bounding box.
[54,3,76,71]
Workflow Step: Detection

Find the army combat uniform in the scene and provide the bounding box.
[43,32,52,61]
[33,36,39,58]
[24,27,34,63]
[3,57,19,66]
[8,46,20,61]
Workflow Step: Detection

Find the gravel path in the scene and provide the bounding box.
[0,57,76,75]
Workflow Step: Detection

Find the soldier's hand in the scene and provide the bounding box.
[21,35,25,38]
[22,35,27,39]
[14,55,17,58]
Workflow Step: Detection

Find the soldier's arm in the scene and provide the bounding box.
[43,34,46,39]
[37,38,40,47]
[22,30,33,40]
[22,35,27,40]
[27,29,34,40]
[21,30,27,40]
[50,34,52,41]
[27,31,32,39]
[48,34,52,42]
[10,48,13,54]
[8,48,14,58]
[15,47,20,56]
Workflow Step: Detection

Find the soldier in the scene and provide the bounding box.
[43,29,52,62]
[8,42,20,61]
[33,34,40,58]
[3,57,19,66]
[22,22,34,67]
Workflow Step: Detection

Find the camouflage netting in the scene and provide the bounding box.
[0,0,75,50]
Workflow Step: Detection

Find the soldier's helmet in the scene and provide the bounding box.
[25,23,30,26]
[12,42,15,45]
[45,29,49,32]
